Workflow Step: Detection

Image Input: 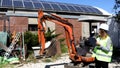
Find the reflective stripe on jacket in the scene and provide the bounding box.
[92,36,113,62]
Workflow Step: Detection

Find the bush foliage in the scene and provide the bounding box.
[24,28,68,53]
[24,31,39,50]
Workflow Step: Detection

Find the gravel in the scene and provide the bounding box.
[16,55,71,68]
[14,54,120,68]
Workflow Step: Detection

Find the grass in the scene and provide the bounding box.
[0,50,68,68]
[42,58,52,62]
[0,51,38,68]
[0,63,15,68]
[25,51,39,63]
[61,44,68,53]
[41,54,61,62]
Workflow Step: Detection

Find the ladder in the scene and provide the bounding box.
[4,32,21,58]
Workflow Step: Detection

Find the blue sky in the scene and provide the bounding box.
[45,0,115,14]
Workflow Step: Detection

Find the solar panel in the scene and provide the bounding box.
[51,3,61,11]
[41,2,52,10]
[0,0,1,6]
[2,0,12,7]
[33,2,43,9]
[74,6,84,12]
[59,4,69,11]
[13,0,22,1]
[91,8,102,14]
[31,0,39,2]
[85,6,100,14]
[24,2,34,9]
[13,1,23,8]
[80,7,93,13]
[0,0,103,15]
[23,0,31,2]
[87,7,98,13]
[66,5,77,12]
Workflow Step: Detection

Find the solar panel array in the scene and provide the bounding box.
[0,0,102,14]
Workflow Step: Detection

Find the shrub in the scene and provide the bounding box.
[24,28,60,50]
[24,31,39,50]
[45,27,60,41]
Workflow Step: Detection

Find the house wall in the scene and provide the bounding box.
[56,18,82,45]
[0,16,28,33]
[82,22,90,38]
[10,17,28,33]
[0,15,83,45]
[0,15,4,31]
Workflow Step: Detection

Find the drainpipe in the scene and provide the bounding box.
[3,16,6,32]
[89,22,92,37]
[7,16,10,33]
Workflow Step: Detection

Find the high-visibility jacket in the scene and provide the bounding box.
[92,36,113,62]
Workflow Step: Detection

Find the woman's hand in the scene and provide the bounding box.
[96,42,100,46]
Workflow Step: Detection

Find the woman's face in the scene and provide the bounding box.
[99,29,105,36]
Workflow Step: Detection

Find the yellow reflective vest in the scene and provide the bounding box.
[92,36,113,62]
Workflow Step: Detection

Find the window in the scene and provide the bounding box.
[28,24,37,31]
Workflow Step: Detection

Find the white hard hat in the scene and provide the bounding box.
[91,31,95,33]
[99,23,109,31]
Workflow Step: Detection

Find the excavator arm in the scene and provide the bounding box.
[38,10,94,63]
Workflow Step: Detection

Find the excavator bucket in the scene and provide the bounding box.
[45,39,59,57]
[81,57,95,62]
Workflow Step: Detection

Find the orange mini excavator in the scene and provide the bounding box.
[38,10,95,64]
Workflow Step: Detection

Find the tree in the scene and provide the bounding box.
[114,0,120,22]
[45,27,61,41]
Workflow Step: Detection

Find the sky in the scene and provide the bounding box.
[44,0,115,14]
